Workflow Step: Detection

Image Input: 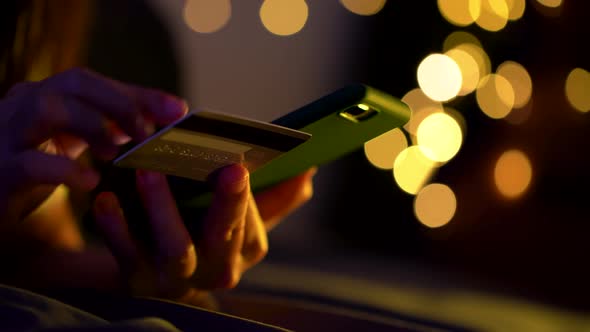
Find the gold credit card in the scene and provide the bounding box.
[113,111,311,181]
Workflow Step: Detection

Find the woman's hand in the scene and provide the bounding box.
[0,67,187,231]
[92,165,315,305]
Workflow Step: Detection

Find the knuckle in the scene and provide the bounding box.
[249,239,268,264]
[60,67,91,92]
[217,264,241,289]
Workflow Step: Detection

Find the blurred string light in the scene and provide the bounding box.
[437,0,477,26]
[183,0,232,33]
[393,146,437,195]
[565,68,590,113]
[473,0,509,32]
[497,61,533,108]
[494,149,532,198]
[506,0,526,20]
[260,0,309,36]
[417,113,463,162]
[417,53,463,102]
[364,128,408,170]
[402,88,443,136]
[340,0,387,16]
[445,47,481,95]
[438,0,525,30]
[476,74,515,119]
[536,0,563,8]
[414,183,457,228]
[443,31,482,50]
[446,42,492,82]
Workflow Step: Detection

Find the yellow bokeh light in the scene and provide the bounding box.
[393,146,437,195]
[443,31,482,52]
[445,48,481,95]
[537,0,562,8]
[437,0,478,26]
[340,0,387,16]
[183,0,231,33]
[364,128,408,170]
[417,54,463,102]
[417,113,463,163]
[401,89,443,136]
[497,61,533,108]
[494,149,532,198]
[476,74,515,119]
[565,68,590,113]
[260,0,309,36]
[506,0,526,20]
[454,43,492,79]
[414,183,457,228]
[472,0,509,32]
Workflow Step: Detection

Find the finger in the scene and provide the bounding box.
[196,164,249,289]
[240,195,268,270]
[0,150,99,192]
[8,91,119,159]
[136,170,196,280]
[48,68,188,134]
[255,167,316,231]
[93,192,142,275]
[45,68,149,140]
[126,85,189,126]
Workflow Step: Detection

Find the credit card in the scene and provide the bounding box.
[113,111,312,181]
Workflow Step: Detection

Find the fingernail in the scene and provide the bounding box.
[166,97,188,118]
[220,165,249,194]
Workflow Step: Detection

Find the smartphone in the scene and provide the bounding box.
[91,83,409,245]
[177,83,410,208]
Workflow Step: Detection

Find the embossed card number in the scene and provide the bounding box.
[113,111,311,181]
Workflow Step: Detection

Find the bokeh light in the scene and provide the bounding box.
[417,113,463,163]
[364,128,408,170]
[183,0,231,33]
[260,0,309,36]
[537,0,562,8]
[443,31,482,51]
[453,43,492,80]
[445,47,481,95]
[437,0,478,26]
[494,149,533,198]
[340,0,387,16]
[393,146,437,195]
[414,183,457,228]
[565,68,590,113]
[476,74,515,119]
[506,0,526,20]
[417,53,463,102]
[401,88,443,136]
[497,61,533,108]
[473,0,510,32]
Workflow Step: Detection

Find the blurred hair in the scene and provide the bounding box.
[0,0,92,95]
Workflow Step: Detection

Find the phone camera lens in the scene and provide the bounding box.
[340,104,377,122]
